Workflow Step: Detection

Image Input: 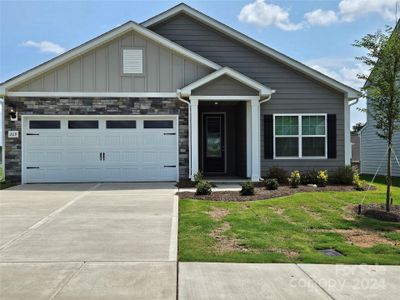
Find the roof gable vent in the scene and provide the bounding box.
[123,49,143,74]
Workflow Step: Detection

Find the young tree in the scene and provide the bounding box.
[354,23,400,212]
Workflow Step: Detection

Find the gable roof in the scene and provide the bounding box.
[0,20,220,90]
[143,3,360,99]
[179,66,274,98]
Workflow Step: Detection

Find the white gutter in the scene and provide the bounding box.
[176,90,191,179]
[259,92,274,104]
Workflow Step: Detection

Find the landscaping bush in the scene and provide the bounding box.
[195,180,212,195]
[316,170,328,187]
[288,171,301,188]
[353,173,366,191]
[300,169,319,185]
[264,178,279,190]
[330,166,354,185]
[193,171,204,185]
[266,166,288,184]
[240,181,255,196]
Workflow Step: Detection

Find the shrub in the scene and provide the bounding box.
[316,170,328,187]
[240,181,255,196]
[266,166,288,184]
[193,171,204,185]
[288,171,301,188]
[300,169,319,185]
[330,166,354,185]
[195,180,212,195]
[264,178,279,190]
[353,173,366,191]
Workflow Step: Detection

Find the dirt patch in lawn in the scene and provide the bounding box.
[270,207,294,224]
[209,222,250,253]
[266,247,299,258]
[310,228,399,248]
[178,185,366,202]
[208,207,229,221]
[302,206,322,220]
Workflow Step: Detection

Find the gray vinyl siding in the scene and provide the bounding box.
[150,13,346,174]
[11,31,212,93]
[193,75,258,96]
[360,100,400,177]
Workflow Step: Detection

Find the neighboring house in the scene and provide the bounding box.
[351,132,360,163]
[360,20,400,178]
[0,3,359,184]
[360,107,400,177]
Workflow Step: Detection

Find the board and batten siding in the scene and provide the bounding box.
[11,31,212,93]
[150,13,346,174]
[360,100,400,177]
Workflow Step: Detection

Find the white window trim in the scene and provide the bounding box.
[273,113,328,160]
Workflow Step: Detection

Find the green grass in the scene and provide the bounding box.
[179,176,400,264]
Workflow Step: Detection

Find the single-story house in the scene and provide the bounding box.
[0,3,359,184]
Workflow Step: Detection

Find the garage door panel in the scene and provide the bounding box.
[23,116,178,183]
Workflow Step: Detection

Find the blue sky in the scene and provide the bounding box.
[1,0,399,128]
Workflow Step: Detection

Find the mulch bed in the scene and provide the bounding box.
[178,185,366,202]
[355,204,400,222]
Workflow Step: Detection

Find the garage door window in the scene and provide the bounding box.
[106,120,136,129]
[30,120,60,129]
[68,120,99,129]
[143,120,173,129]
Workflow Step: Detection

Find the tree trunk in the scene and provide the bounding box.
[386,141,392,212]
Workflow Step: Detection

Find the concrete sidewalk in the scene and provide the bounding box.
[179,262,400,300]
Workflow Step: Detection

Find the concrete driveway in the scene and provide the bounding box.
[0,183,178,299]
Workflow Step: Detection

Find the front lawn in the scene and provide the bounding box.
[179,176,400,264]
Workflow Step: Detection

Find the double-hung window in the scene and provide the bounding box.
[274,114,327,159]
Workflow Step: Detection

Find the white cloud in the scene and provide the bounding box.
[303,0,398,28]
[22,40,65,55]
[238,0,303,31]
[339,0,398,22]
[304,9,338,26]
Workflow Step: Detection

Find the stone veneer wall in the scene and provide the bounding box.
[4,97,189,183]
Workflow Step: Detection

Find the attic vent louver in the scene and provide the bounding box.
[123,49,143,74]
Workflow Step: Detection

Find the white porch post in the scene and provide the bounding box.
[246,101,252,178]
[190,98,199,178]
[250,99,261,181]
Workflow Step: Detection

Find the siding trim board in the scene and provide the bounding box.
[6,92,178,98]
[143,3,359,99]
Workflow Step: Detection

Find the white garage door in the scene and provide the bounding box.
[22,116,178,183]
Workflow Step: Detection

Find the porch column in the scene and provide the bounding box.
[250,99,261,181]
[190,99,199,178]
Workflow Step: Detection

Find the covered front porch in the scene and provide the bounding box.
[178,67,275,182]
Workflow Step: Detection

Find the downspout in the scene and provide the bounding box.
[176,90,191,179]
[259,92,274,104]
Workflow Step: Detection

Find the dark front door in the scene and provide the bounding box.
[203,114,225,173]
